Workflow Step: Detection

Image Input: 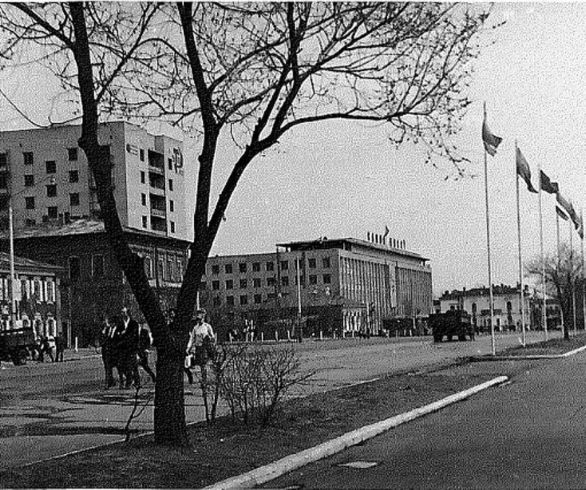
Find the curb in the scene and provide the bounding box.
[204,375,509,490]
[469,344,586,362]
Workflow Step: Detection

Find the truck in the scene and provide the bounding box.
[0,327,36,365]
[429,310,475,343]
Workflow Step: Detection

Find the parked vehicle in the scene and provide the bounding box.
[0,327,36,365]
[429,310,475,342]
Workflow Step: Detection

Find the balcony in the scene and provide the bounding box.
[150,207,166,219]
[148,150,164,172]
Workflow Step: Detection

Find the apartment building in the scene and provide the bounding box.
[201,237,433,338]
[0,121,186,238]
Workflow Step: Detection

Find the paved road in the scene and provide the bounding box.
[0,331,557,469]
[265,348,586,489]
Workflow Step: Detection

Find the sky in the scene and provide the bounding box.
[1,2,586,297]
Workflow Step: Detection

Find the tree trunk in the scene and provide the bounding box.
[154,345,190,447]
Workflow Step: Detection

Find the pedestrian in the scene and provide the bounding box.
[137,324,156,383]
[186,309,216,384]
[100,315,118,389]
[167,308,195,385]
[119,306,141,388]
[55,333,65,362]
[45,334,56,362]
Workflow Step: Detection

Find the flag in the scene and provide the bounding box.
[578,215,584,240]
[556,206,569,221]
[568,201,580,230]
[540,170,559,194]
[383,226,389,242]
[515,147,537,193]
[556,192,573,219]
[482,112,502,157]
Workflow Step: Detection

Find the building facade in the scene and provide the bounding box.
[0,252,63,338]
[0,122,186,238]
[1,219,189,346]
[437,284,559,331]
[201,237,432,339]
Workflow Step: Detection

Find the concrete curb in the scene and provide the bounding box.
[470,344,586,362]
[204,375,509,490]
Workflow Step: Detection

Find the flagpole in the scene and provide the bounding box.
[483,104,496,356]
[571,217,576,335]
[515,141,526,347]
[538,165,548,340]
[556,208,565,335]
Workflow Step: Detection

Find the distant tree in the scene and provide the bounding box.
[526,243,583,340]
[0,2,496,447]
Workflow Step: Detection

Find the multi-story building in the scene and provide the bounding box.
[0,123,190,345]
[201,237,433,339]
[437,284,560,331]
[0,121,186,238]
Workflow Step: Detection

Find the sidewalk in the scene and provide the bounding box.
[261,350,586,489]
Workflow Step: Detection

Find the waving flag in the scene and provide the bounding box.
[556,206,569,221]
[482,110,502,157]
[516,147,537,193]
[540,170,559,194]
[557,192,572,217]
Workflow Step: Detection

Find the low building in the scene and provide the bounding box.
[437,284,559,332]
[0,252,63,338]
[200,237,432,340]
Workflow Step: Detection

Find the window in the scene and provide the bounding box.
[144,256,153,279]
[69,170,79,183]
[212,280,220,291]
[23,152,33,165]
[168,158,173,170]
[0,153,6,166]
[142,216,148,228]
[280,260,288,270]
[170,221,175,233]
[139,149,145,161]
[70,193,80,206]
[323,274,331,284]
[213,296,221,307]
[25,197,35,210]
[253,262,261,272]
[69,256,80,280]
[240,295,248,306]
[211,264,220,275]
[46,184,57,197]
[253,278,261,288]
[168,179,174,191]
[46,281,56,303]
[322,257,331,268]
[239,263,247,273]
[267,277,276,287]
[309,275,317,285]
[308,258,316,268]
[170,200,174,212]
[141,193,146,206]
[24,175,34,187]
[240,279,247,289]
[226,279,233,290]
[226,296,235,306]
[0,174,7,190]
[281,276,289,286]
[68,148,78,161]
[266,261,274,271]
[47,206,58,219]
[46,160,56,174]
[92,254,104,277]
[295,275,304,285]
[225,263,233,274]
[140,171,145,184]
[25,219,36,226]
[254,294,262,304]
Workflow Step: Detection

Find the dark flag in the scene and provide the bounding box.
[540,170,559,194]
[515,147,537,193]
[556,206,569,221]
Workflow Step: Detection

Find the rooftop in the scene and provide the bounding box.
[0,251,63,274]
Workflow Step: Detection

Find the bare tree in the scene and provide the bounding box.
[0,2,495,447]
[526,243,583,340]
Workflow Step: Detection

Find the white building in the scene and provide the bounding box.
[0,122,186,238]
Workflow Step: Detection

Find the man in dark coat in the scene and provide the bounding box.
[119,306,141,388]
[100,316,119,389]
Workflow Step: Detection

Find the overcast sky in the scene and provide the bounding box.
[2,2,585,297]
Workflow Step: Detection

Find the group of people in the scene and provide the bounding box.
[100,306,217,389]
[100,306,156,390]
[32,333,65,362]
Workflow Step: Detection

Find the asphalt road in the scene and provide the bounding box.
[0,331,557,470]
[265,348,586,489]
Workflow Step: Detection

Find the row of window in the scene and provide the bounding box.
[209,257,331,275]
[139,171,174,191]
[213,292,276,307]
[69,254,105,280]
[141,216,176,233]
[24,170,79,187]
[25,193,80,210]
[17,148,79,167]
[141,193,175,212]
[1,277,57,303]
[208,273,332,291]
